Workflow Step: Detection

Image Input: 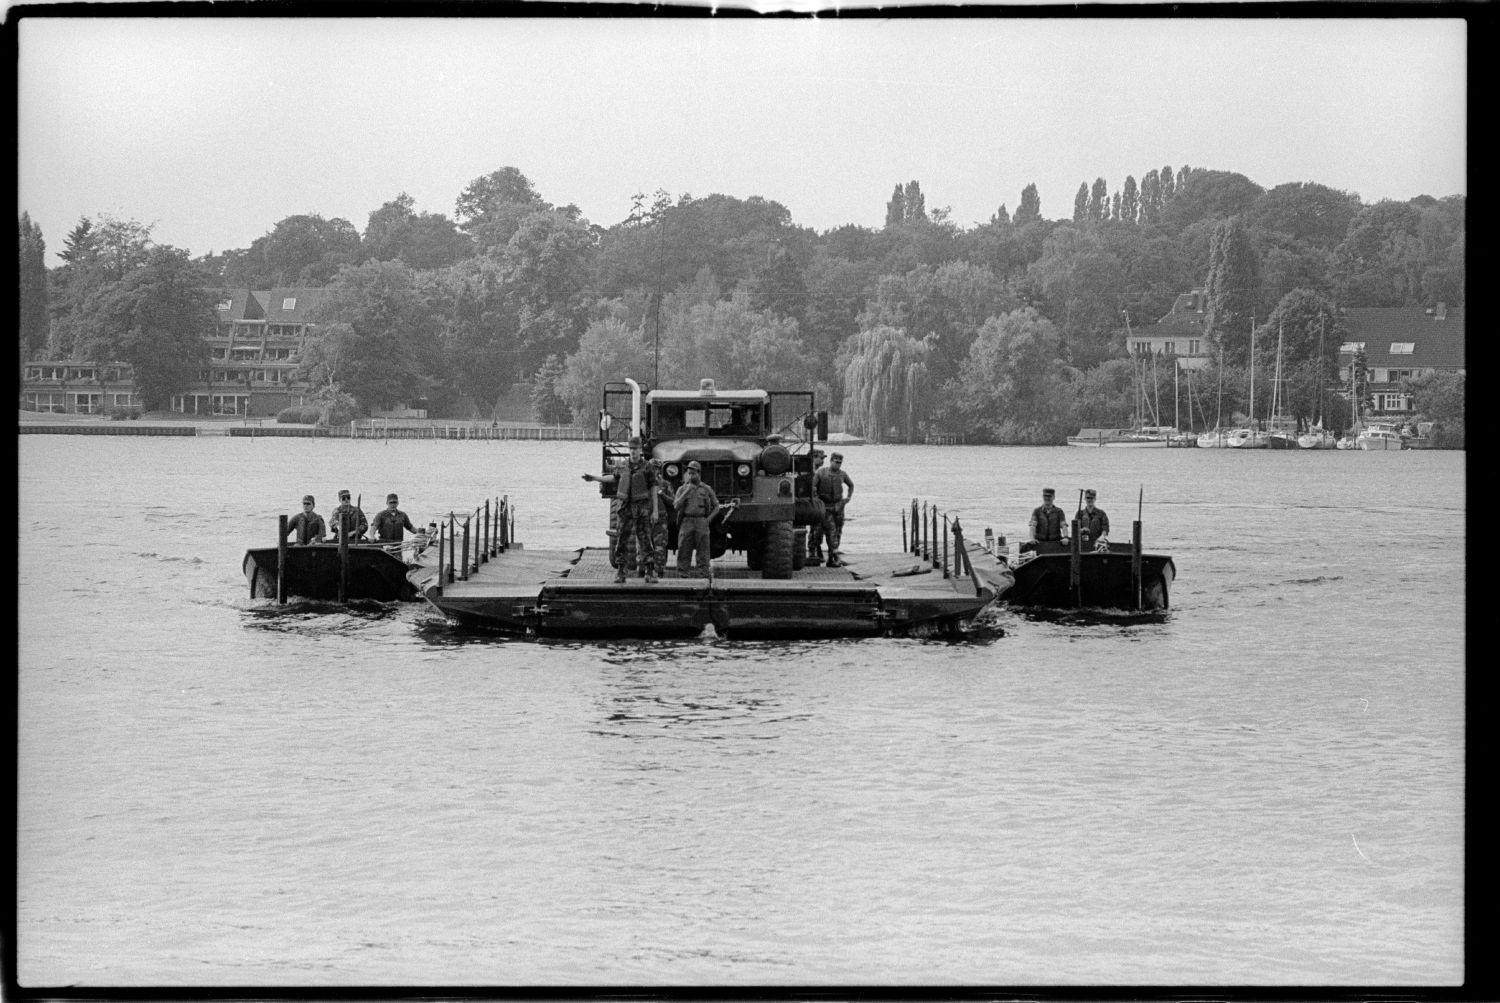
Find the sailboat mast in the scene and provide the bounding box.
[1273,318,1284,427]
[1249,318,1256,427]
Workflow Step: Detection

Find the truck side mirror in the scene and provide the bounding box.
[817,411,829,441]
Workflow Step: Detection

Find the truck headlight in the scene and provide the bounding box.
[666,464,680,478]
[737,464,751,477]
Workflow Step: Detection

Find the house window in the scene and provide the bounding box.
[109,392,137,408]
[1163,341,1176,355]
[212,370,228,382]
[1132,341,1149,354]
[1389,343,1414,355]
[218,298,233,312]
[1188,340,1201,355]
[282,297,296,310]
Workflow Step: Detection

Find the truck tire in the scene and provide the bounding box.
[745,542,764,571]
[792,527,807,571]
[762,519,795,579]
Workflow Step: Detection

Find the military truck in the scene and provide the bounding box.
[593,378,828,579]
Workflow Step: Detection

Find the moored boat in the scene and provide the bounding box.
[1197,427,1233,448]
[1297,426,1337,449]
[1066,426,1176,447]
[1356,424,1406,450]
[1224,427,1269,448]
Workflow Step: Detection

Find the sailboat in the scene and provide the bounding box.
[1225,318,1268,448]
[1335,351,1360,449]
[1068,314,1175,447]
[1168,361,1197,446]
[1197,344,1233,447]
[1266,320,1297,449]
[1298,315,1337,448]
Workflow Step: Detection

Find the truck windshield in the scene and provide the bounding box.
[654,404,763,437]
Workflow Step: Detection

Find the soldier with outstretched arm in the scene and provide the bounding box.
[583,436,661,584]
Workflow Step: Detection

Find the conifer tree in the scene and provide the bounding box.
[1090,178,1109,224]
[884,184,906,228]
[1120,176,1139,224]
[902,181,927,223]
[1073,183,1090,224]
[1140,169,1162,224]
[1203,215,1262,365]
[1161,165,1176,203]
[993,204,1011,226]
[19,213,49,363]
[1014,184,1042,226]
[1110,192,1121,222]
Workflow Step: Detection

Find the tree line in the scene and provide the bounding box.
[19,164,1465,441]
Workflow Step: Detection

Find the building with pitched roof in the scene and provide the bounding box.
[19,287,326,417]
[1125,289,1212,370]
[1337,303,1464,416]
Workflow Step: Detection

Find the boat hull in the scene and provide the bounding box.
[244,543,422,602]
[1005,543,1174,610]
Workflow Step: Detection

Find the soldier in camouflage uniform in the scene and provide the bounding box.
[583,436,661,584]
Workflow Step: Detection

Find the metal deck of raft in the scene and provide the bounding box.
[408,544,1006,638]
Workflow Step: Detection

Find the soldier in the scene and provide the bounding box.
[583,436,661,584]
[813,451,854,567]
[673,460,719,578]
[1027,487,1065,547]
[1079,488,1110,551]
[371,493,418,542]
[286,494,326,545]
[806,449,827,563]
[330,489,368,542]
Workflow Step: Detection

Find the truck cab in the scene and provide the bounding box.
[595,379,827,578]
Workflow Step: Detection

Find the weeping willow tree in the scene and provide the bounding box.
[839,325,934,443]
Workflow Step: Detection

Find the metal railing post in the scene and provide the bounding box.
[436,521,444,595]
[942,513,950,579]
[447,514,456,583]
[461,517,471,581]
[337,510,349,603]
[275,514,287,604]
[1069,518,1082,607]
[1132,520,1143,610]
[483,499,491,561]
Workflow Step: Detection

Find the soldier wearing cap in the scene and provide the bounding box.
[673,460,720,578]
[806,449,828,563]
[813,451,854,567]
[583,435,661,584]
[1028,487,1065,545]
[1079,488,1110,551]
[330,489,368,542]
[286,494,326,545]
[371,493,418,542]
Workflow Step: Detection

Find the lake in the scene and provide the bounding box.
[16,436,1465,986]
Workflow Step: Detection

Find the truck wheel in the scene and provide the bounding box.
[792,526,807,571]
[762,520,795,579]
[745,543,764,571]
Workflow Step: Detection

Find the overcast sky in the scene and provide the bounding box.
[18,16,1467,266]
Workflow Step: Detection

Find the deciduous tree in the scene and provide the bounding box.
[951,307,1074,444]
[838,325,934,443]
